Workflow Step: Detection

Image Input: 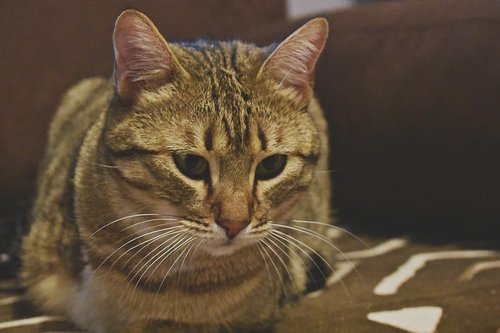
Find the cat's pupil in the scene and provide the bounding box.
[256,154,287,180]
[174,153,209,180]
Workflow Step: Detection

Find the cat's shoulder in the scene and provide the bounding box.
[54,77,112,119]
[59,77,111,107]
[48,77,112,145]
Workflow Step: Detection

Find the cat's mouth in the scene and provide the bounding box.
[202,228,261,257]
[174,218,270,257]
[201,238,252,256]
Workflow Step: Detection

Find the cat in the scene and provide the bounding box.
[21,9,333,333]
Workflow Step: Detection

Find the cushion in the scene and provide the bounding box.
[315,0,500,236]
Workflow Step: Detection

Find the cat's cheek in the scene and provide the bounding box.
[268,192,304,221]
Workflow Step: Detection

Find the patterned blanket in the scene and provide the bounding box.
[1,232,499,333]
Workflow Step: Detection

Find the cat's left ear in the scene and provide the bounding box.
[257,18,328,101]
[112,10,189,102]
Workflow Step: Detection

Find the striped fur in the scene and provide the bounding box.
[22,10,332,333]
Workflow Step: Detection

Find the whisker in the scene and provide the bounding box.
[263,236,301,294]
[129,233,188,300]
[108,227,186,271]
[255,243,275,298]
[120,217,180,232]
[270,230,353,303]
[271,223,352,264]
[153,237,196,305]
[124,232,186,283]
[269,232,327,284]
[93,163,119,169]
[146,236,194,286]
[119,221,178,236]
[95,225,185,273]
[189,238,206,261]
[266,231,318,289]
[288,219,368,248]
[257,240,290,306]
[271,223,366,286]
[313,168,345,174]
[116,230,184,303]
[176,240,198,289]
[165,238,205,307]
[92,213,160,236]
[129,233,188,286]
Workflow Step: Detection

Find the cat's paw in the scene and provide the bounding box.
[123,320,220,333]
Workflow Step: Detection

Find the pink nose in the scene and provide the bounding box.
[217,220,249,239]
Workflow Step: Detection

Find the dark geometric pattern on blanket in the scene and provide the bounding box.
[1,234,499,333]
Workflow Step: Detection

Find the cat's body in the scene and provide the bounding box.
[22,11,332,333]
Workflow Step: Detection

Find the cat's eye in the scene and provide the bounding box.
[173,154,209,180]
[255,154,287,180]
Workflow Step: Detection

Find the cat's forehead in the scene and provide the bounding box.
[128,41,315,155]
[172,40,267,79]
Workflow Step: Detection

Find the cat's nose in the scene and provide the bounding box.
[216,220,249,239]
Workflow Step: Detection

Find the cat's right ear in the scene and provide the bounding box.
[112,10,189,102]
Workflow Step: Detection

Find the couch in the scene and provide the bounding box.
[0,0,499,332]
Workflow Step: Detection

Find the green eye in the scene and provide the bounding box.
[256,154,287,180]
[173,154,209,180]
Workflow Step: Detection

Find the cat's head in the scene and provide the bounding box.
[101,10,328,256]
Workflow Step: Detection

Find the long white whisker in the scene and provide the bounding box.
[126,232,186,284]
[120,218,179,232]
[313,168,345,174]
[271,223,352,264]
[269,232,327,284]
[176,240,198,289]
[130,233,187,286]
[272,223,366,285]
[93,163,119,169]
[146,237,195,289]
[271,230,353,302]
[258,240,290,306]
[112,228,186,270]
[153,237,196,305]
[96,225,185,272]
[119,221,179,236]
[255,243,275,298]
[92,213,159,236]
[130,234,188,300]
[145,236,195,285]
[167,239,198,311]
[189,238,206,262]
[270,233,327,294]
[266,231,317,287]
[289,219,368,248]
[263,236,301,294]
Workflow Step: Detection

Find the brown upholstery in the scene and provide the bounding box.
[316,0,500,236]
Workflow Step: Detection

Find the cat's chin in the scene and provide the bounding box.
[201,238,255,257]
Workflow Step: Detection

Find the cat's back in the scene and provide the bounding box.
[48,78,112,148]
[22,78,113,310]
[34,77,113,219]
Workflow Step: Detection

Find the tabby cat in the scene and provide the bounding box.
[22,9,333,333]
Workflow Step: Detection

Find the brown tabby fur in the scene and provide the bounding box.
[22,10,332,333]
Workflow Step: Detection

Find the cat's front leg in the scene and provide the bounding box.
[123,320,275,333]
[122,320,221,333]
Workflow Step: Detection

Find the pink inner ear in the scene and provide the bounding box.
[260,18,329,95]
[112,11,173,99]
